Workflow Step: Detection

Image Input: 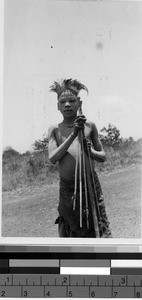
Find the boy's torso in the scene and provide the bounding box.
[54,122,93,180]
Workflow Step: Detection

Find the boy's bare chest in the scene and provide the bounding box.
[60,126,74,139]
[54,123,92,163]
[55,123,92,146]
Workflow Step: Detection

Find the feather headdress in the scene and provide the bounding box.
[50,79,88,98]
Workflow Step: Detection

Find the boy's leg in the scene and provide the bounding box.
[94,172,112,237]
[55,216,70,237]
[58,219,68,237]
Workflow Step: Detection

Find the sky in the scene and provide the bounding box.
[2,0,142,153]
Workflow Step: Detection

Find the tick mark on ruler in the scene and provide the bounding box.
[112,279,114,287]
[97,277,99,286]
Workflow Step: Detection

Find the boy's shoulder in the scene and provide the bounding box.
[48,123,59,130]
[86,120,93,126]
[86,120,97,130]
[48,124,59,136]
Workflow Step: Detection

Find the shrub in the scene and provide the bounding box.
[100,124,122,147]
[2,138,142,191]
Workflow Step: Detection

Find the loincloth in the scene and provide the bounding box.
[55,170,112,238]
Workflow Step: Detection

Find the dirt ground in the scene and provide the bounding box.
[2,164,141,238]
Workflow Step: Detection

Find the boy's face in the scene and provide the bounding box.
[57,95,81,118]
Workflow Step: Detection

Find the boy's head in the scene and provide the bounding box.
[57,91,81,118]
[50,79,88,118]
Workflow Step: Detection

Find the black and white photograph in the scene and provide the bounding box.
[2,0,142,239]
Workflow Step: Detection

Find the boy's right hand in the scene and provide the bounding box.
[73,115,86,137]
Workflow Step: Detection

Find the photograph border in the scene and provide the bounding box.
[1,0,141,247]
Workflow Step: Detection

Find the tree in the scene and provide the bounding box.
[32,133,49,151]
[99,123,122,147]
[2,147,20,159]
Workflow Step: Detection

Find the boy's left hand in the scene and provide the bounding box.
[73,114,86,137]
[75,114,86,125]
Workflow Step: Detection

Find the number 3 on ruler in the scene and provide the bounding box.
[23,290,28,297]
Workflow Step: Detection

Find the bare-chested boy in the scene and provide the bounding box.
[48,79,111,237]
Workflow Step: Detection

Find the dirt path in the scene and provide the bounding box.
[2,164,141,238]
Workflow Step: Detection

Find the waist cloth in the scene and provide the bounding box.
[55,169,112,237]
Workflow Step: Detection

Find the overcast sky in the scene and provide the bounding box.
[2,0,142,153]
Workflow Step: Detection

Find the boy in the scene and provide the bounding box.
[48,79,111,237]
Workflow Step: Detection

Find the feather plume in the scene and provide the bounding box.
[50,79,88,97]
[50,81,63,95]
[69,79,88,94]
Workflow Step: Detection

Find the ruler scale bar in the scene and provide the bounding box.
[61,259,111,267]
[0,284,142,297]
[8,259,111,268]
[0,275,141,297]
[1,252,142,259]
[111,268,142,275]
[0,260,9,268]
[9,260,59,267]
[0,245,140,253]
[0,268,60,274]
[111,260,142,267]
[0,274,142,286]
[0,254,142,298]
[61,267,110,275]
[1,267,142,275]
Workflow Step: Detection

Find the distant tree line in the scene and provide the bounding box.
[3,124,136,156]
[32,123,135,152]
[99,123,134,147]
[32,133,49,152]
[2,124,141,191]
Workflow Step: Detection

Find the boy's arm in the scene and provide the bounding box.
[90,122,106,163]
[48,116,86,164]
[48,125,76,164]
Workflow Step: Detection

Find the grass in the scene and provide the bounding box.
[2,164,141,237]
[96,139,142,172]
[2,139,141,237]
[2,150,59,191]
[2,139,142,192]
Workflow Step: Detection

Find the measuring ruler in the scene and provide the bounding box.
[0,246,142,298]
[0,274,142,298]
